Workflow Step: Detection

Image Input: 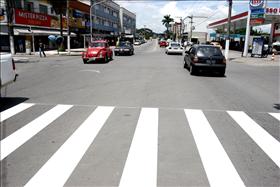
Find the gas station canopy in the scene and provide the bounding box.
[208,7,280,42]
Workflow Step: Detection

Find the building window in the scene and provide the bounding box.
[39,4,48,14]
[24,1,34,12]
[113,11,117,17]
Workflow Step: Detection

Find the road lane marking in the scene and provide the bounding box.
[0,105,72,160]
[184,109,245,187]
[79,69,100,73]
[228,111,280,167]
[119,108,158,187]
[1,103,34,122]
[269,113,280,121]
[24,106,114,187]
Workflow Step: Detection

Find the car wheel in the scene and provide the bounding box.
[83,59,88,64]
[104,55,109,63]
[219,69,226,77]
[190,65,196,75]
[184,62,188,69]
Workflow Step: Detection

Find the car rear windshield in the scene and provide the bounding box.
[171,43,180,47]
[197,47,222,57]
[120,42,131,47]
[90,42,106,47]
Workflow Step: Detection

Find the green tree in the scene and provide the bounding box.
[162,15,174,33]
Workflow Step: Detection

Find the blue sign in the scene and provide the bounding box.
[251,8,265,14]
[249,0,265,10]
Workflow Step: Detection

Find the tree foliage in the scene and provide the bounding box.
[162,15,174,32]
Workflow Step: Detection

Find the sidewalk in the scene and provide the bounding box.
[228,50,279,66]
[13,48,86,57]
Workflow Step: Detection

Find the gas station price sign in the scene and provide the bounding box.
[249,0,265,10]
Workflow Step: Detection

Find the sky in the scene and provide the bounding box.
[114,0,279,33]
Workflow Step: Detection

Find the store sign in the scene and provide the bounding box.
[250,18,265,25]
[15,9,51,27]
[251,8,265,14]
[250,14,265,18]
[266,7,280,15]
[249,0,265,10]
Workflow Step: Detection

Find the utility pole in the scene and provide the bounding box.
[66,0,70,55]
[187,15,206,42]
[188,15,193,42]
[5,0,15,54]
[225,0,232,61]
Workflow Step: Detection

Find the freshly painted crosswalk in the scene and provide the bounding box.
[119,108,158,187]
[25,106,114,187]
[228,111,280,168]
[0,103,34,122]
[0,104,72,160]
[184,109,245,187]
[0,102,279,187]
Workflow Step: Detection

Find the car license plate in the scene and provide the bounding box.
[174,48,178,49]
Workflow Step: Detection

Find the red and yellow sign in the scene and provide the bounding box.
[15,9,51,27]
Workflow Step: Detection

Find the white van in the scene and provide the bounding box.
[1,53,18,88]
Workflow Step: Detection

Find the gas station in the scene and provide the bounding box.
[208,1,280,57]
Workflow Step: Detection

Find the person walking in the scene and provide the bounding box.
[39,40,46,57]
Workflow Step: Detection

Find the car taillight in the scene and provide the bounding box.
[12,59,16,70]
[193,56,198,63]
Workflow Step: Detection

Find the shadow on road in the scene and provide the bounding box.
[0,97,29,112]
[273,103,280,110]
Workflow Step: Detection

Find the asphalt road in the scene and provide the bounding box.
[1,39,279,187]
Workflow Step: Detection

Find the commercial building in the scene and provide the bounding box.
[119,7,136,35]
[1,0,136,53]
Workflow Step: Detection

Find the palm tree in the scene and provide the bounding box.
[162,15,174,33]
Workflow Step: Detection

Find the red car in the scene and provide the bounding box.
[82,40,113,63]
[159,40,168,47]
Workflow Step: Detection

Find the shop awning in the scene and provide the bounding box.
[14,28,77,36]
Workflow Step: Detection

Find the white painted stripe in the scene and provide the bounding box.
[269,113,280,122]
[184,109,245,187]
[119,108,158,187]
[0,105,72,160]
[1,103,34,122]
[24,106,114,187]
[228,111,280,167]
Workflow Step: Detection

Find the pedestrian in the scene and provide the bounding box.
[39,40,46,57]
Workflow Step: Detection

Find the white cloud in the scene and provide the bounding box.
[115,1,257,33]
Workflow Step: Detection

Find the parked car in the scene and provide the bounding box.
[210,42,223,50]
[159,40,168,47]
[0,53,17,88]
[184,45,226,76]
[114,41,134,56]
[82,40,113,64]
[134,40,141,45]
[165,42,184,55]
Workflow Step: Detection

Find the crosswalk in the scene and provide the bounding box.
[0,102,279,187]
